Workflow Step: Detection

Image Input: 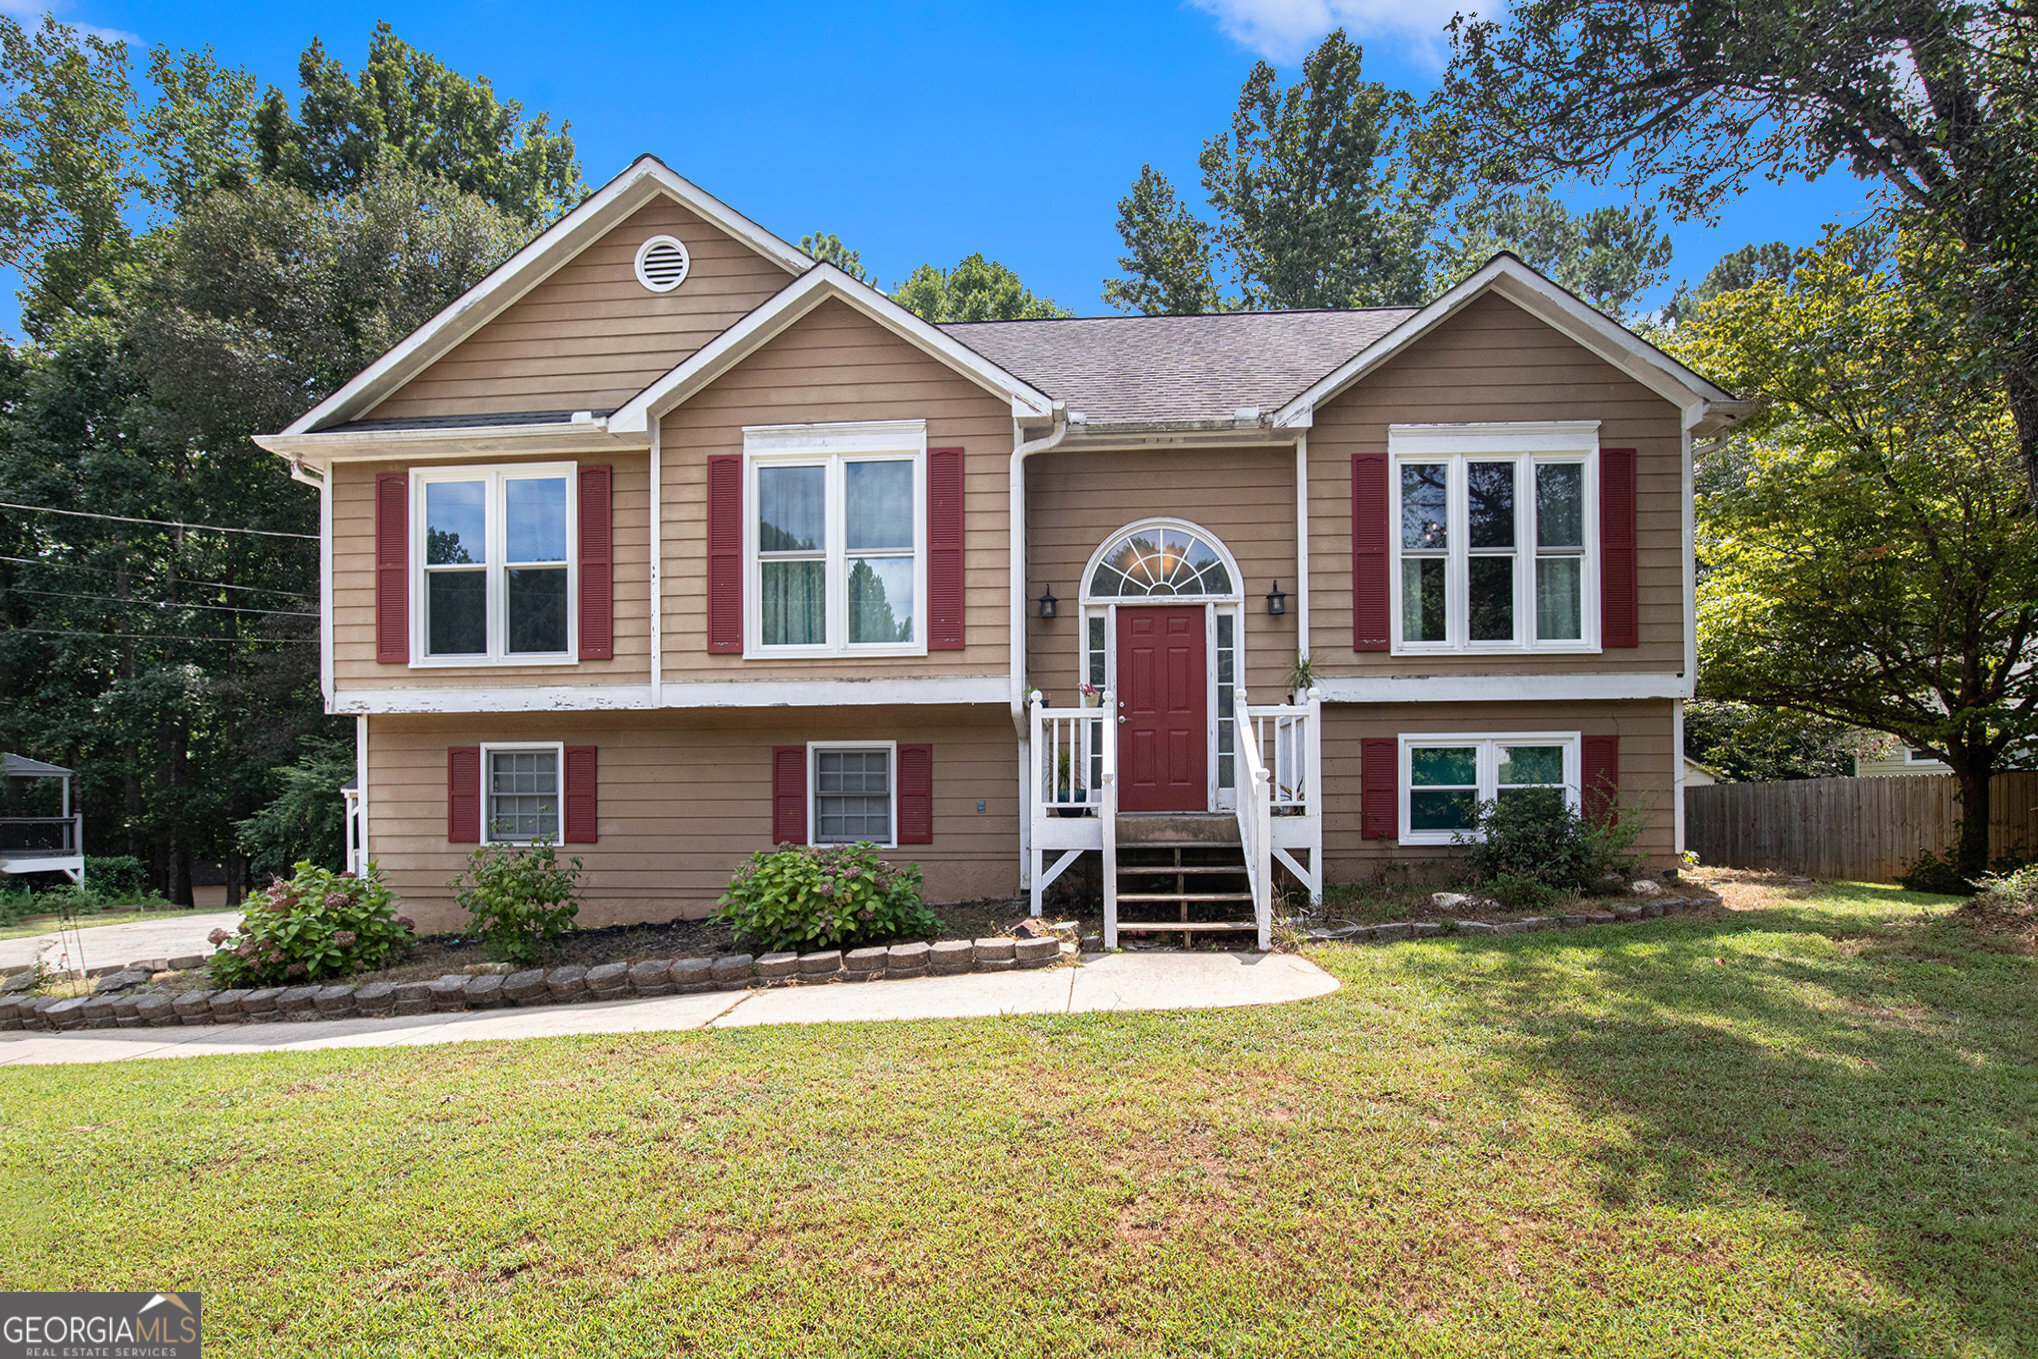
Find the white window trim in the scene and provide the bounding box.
[1388,423,1600,657]
[411,462,578,667]
[478,740,565,845]
[1398,731,1581,846]
[807,739,899,849]
[744,421,929,660]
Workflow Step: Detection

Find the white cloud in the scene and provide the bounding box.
[1190,0,1472,65]
[0,0,141,44]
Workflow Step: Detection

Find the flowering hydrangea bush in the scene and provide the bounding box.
[715,843,934,953]
[207,861,415,987]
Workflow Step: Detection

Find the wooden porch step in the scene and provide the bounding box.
[1115,813,1240,846]
[1116,864,1247,876]
[1116,890,1253,903]
[1118,921,1262,933]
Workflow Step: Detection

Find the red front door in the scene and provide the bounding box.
[1117,606,1208,812]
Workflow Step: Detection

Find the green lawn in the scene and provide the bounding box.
[4,883,2033,1357]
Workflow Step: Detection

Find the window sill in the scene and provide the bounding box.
[1401,830,1476,846]
[410,654,580,669]
[1389,643,1603,658]
[743,645,928,661]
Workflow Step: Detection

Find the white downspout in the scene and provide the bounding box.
[1294,431,1310,665]
[1011,403,1068,895]
[649,421,663,707]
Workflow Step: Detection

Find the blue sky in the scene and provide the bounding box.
[17,0,1879,321]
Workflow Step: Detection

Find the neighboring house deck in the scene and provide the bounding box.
[254,156,1755,947]
[0,753,84,884]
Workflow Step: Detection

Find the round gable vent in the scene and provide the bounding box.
[635,235,691,293]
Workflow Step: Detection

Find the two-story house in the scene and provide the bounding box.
[256,156,1751,947]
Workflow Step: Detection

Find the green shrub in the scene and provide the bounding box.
[1896,836,2035,896]
[1973,862,2038,911]
[1459,789,1643,901]
[453,838,582,963]
[716,843,935,953]
[207,862,414,987]
[83,855,147,896]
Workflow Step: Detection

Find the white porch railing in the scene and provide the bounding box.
[1027,694,1116,919]
[1231,692,1274,950]
[1245,687,1323,904]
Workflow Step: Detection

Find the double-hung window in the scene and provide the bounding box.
[810,742,895,846]
[1389,423,1597,653]
[482,743,561,843]
[415,464,575,663]
[746,421,926,657]
[1401,733,1578,844]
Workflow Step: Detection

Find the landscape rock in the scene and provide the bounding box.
[1613,905,1644,921]
[842,947,887,982]
[628,960,675,996]
[1581,912,1617,926]
[240,987,283,1020]
[710,955,755,991]
[1451,920,1500,935]
[391,981,433,1016]
[1371,922,1414,942]
[166,954,205,971]
[502,969,550,1005]
[81,995,117,1028]
[173,991,216,1023]
[208,989,249,1021]
[885,942,931,979]
[313,985,357,1018]
[1080,933,1104,953]
[463,975,505,1008]
[18,996,58,1029]
[585,962,631,996]
[137,993,179,1027]
[353,982,397,1015]
[45,997,90,1030]
[1431,892,1477,910]
[544,965,590,1002]
[1,970,38,995]
[0,996,21,1028]
[1629,878,1666,897]
[1407,921,1442,938]
[972,937,1015,963]
[462,962,513,976]
[1640,900,1665,919]
[277,985,323,1020]
[128,958,170,974]
[1011,918,1050,938]
[669,958,716,994]
[754,952,800,983]
[797,950,843,981]
[111,994,146,1027]
[94,969,149,994]
[1014,935,1060,968]
[929,940,974,975]
[1515,917,1557,933]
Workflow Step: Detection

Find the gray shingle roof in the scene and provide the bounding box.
[3,753,72,777]
[941,309,1417,424]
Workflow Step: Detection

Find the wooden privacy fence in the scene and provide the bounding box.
[1685,772,2038,882]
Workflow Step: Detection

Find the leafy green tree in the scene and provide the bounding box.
[891,252,1068,322]
[1428,0,2038,507]
[1678,228,2038,877]
[254,21,580,224]
[1433,188,1671,312]
[235,733,356,877]
[1102,165,1222,315]
[799,230,871,282]
[1681,700,1860,783]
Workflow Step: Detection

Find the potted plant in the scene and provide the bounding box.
[1287,652,1317,703]
[1054,748,1088,816]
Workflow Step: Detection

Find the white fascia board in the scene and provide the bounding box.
[1272,255,1733,428]
[256,424,650,463]
[608,266,1054,433]
[280,157,810,437]
[330,675,1008,715]
[1314,672,1693,704]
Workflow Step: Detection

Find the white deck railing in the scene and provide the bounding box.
[1231,691,1274,950]
[1244,687,1323,904]
[1028,694,1116,919]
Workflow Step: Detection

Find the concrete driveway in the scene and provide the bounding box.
[0,910,240,975]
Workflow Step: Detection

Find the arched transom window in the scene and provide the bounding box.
[1085,523,1237,600]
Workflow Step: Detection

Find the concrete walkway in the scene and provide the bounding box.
[0,951,1337,1067]
[0,910,241,974]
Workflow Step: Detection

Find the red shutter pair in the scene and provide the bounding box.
[447,746,598,843]
[1357,735,1621,840]
[375,467,614,662]
[708,449,967,653]
[770,745,933,845]
[1349,449,1639,649]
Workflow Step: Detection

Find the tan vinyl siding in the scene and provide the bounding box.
[1307,292,1687,676]
[660,297,1012,679]
[1318,698,1679,880]
[365,707,1019,932]
[331,452,651,688]
[368,197,798,420]
[1024,446,1300,703]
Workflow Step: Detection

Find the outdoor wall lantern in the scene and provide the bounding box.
[1037,584,1058,620]
[1265,579,1288,616]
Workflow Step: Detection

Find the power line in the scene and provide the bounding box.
[2,586,317,619]
[0,499,317,540]
[0,554,314,601]
[4,627,308,646]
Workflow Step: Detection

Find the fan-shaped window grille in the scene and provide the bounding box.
[1088,526,1235,598]
[634,235,691,293]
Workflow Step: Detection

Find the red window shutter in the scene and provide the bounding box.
[898,743,933,844]
[771,746,807,844]
[447,746,481,843]
[708,454,744,654]
[578,465,613,660]
[927,448,965,650]
[1583,735,1620,824]
[1600,448,1638,648]
[563,745,598,843]
[375,472,408,663]
[1351,454,1390,652]
[1361,737,1397,840]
